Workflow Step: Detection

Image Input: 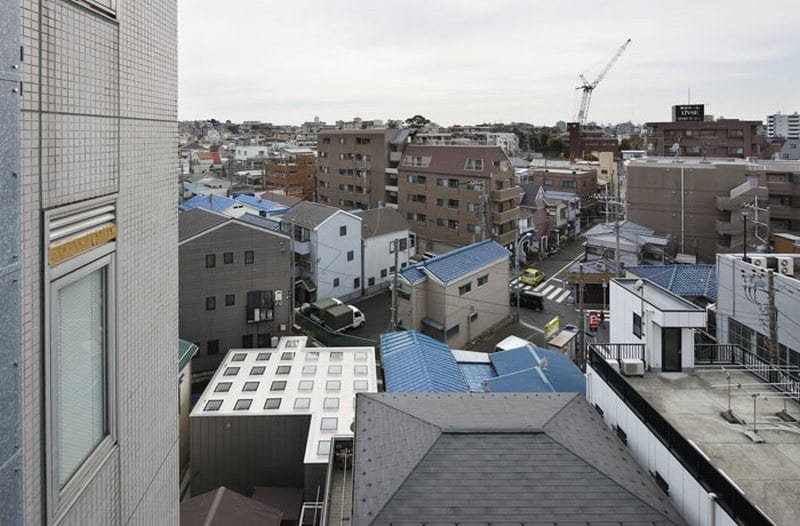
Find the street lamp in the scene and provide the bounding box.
[741,204,752,262]
[514,232,535,322]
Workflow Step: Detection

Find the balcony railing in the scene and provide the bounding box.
[588,346,773,526]
[491,207,518,225]
[491,185,521,202]
[592,343,646,365]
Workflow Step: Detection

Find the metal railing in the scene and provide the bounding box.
[588,346,775,526]
[295,310,378,349]
[592,343,646,364]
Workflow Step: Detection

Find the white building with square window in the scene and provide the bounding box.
[189,336,377,503]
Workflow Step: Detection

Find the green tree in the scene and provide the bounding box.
[620,138,631,151]
[404,114,431,130]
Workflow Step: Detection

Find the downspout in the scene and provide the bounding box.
[680,166,685,253]
[708,492,717,525]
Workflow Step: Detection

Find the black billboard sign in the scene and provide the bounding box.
[672,104,705,122]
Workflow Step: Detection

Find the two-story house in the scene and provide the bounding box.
[357,207,415,295]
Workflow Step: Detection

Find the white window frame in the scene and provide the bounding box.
[46,248,117,521]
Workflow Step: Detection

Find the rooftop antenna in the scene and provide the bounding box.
[688,86,691,104]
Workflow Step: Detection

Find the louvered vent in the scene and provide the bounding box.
[48,203,116,265]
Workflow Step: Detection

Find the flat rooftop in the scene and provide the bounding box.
[626,367,800,525]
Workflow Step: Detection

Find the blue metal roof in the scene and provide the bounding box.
[179,194,236,214]
[488,344,585,395]
[490,346,538,376]
[399,240,510,285]
[628,264,716,301]
[380,331,469,393]
[484,367,551,393]
[234,194,290,214]
[459,363,496,392]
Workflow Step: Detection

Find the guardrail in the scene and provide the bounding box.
[592,343,646,364]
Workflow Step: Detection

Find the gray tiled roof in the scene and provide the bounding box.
[358,207,409,238]
[353,393,686,525]
[178,208,229,242]
[279,201,343,230]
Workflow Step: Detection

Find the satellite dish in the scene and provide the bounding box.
[540,357,548,370]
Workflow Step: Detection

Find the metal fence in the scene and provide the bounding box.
[295,310,378,349]
[591,343,646,364]
[588,346,775,526]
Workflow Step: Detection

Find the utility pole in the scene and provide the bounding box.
[578,263,585,368]
[390,238,400,331]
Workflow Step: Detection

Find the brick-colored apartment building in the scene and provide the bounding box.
[263,147,315,200]
[531,167,598,198]
[646,119,768,159]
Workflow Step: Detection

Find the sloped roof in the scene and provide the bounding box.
[279,201,345,230]
[235,213,282,232]
[178,208,229,241]
[358,207,409,238]
[488,344,586,395]
[628,264,717,301]
[353,393,687,525]
[195,151,222,164]
[178,339,199,371]
[179,194,237,214]
[583,220,670,248]
[380,332,468,392]
[399,240,510,286]
[257,191,303,207]
[233,194,290,214]
[179,486,282,526]
[400,144,510,178]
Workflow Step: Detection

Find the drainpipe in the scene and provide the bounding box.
[708,492,717,525]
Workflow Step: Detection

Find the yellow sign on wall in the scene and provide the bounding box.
[544,316,560,340]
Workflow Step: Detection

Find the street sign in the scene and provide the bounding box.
[544,316,560,340]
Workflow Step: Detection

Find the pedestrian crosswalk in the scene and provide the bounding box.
[509,278,573,304]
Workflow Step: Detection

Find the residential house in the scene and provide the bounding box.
[774,138,800,160]
[279,202,363,303]
[357,207,414,295]
[179,209,293,375]
[582,220,670,266]
[396,240,510,348]
[519,184,581,252]
[193,150,223,173]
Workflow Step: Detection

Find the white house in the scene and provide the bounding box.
[357,207,414,295]
[280,202,363,303]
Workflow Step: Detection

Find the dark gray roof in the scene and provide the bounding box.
[279,201,344,230]
[178,208,229,242]
[179,486,282,526]
[358,207,409,238]
[353,393,686,525]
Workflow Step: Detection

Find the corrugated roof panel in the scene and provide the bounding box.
[380,331,469,393]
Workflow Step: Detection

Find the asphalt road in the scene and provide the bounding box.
[348,289,392,342]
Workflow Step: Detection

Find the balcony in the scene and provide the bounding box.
[769,205,800,221]
[491,185,521,202]
[492,207,518,225]
[715,188,768,211]
[767,181,800,197]
[385,184,398,192]
[294,239,311,255]
[715,218,741,236]
[385,167,398,175]
[592,343,646,365]
[389,151,403,162]
[492,229,518,246]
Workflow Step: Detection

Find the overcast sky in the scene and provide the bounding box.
[178,0,799,127]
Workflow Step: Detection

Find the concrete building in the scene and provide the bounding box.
[774,138,800,160]
[0,1,179,524]
[530,166,598,197]
[356,207,414,295]
[520,184,582,250]
[189,336,377,506]
[279,202,363,303]
[263,147,315,200]
[179,209,293,375]
[396,240,510,348]
[178,339,199,494]
[767,112,800,140]
[398,145,520,253]
[567,122,620,160]
[646,118,767,159]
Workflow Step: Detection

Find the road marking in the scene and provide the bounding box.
[546,287,563,300]
[555,290,571,303]
[519,320,544,334]
[540,284,555,297]
[533,283,547,292]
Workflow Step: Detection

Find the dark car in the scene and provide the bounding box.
[510,290,544,311]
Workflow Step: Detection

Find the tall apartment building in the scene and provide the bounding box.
[398,145,520,253]
[767,112,800,140]
[315,128,404,210]
[1,1,179,524]
[646,118,768,158]
[263,147,315,200]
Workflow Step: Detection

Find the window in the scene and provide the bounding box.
[244,250,254,264]
[264,398,282,409]
[294,398,311,410]
[355,351,368,361]
[407,212,427,222]
[250,366,265,375]
[328,365,342,375]
[466,182,483,191]
[477,274,489,286]
[354,365,368,375]
[241,334,254,348]
[246,290,274,322]
[231,353,247,362]
[333,278,340,287]
[347,250,354,261]
[561,180,577,188]
[330,352,343,361]
[356,137,371,145]
[257,333,271,347]
[234,399,252,411]
[354,278,360,288]
[204,400,222,411]
[223,252,233,264]
[368,277,375,286]
[82,0,117,16]
[224,367,240,376]
[323,398,340,409]
[633,312,642,338]
[242,382,259,392]
[437,178,459,188]
[338,137,347,144]
[302,365,317,375]
[380,269,388,278]
[446,324,460,339]
[276,365,291,375]
[204,254,217,269]
[214,382,232,393]
[207,340,220,355]
[543,178,553,186]
[408,193,426,203]
[326,380,341,391]
[306,351,320,361]
[225,294,235,306]
[322,137,331,145]
[284,339,300,349]
[317,440,331,456]
[205,297,216,311]
[353,380,369,391]
[320,417,338,431]
[256,352,272,361]
[298,380,314,391]
[270,381,287,391]
[459,282,472,295]
[340,226,347,236]
[407,174,426,184]
[465,159,483,171]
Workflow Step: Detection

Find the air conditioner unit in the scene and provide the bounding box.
[750,256,768,269]
[606,359,620,372]
[777,256,795,276]
[620,359,645,377]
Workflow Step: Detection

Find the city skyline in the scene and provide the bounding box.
[178,0,799,126]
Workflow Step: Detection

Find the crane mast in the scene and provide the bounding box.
[576,38,631,126]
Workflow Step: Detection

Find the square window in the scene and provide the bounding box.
[328,365,342,375]
[302,365,317,375]
[243,381,259,392]
[326,380,341,391]
[205,254,216,268]
[317,440,331,456]
[281,352,295,360]
[256,352,272,361]
[354,365,368,375]
[264,398,281,409]
[354,278,360,288]
[223,367,240,376]
[633,312,642,338]
[231,353,247,362]
[234,399,252,411]
[223,252,234,264]
[330,352,343,361]
[276,365,291,375]
[214,382,231,393]
[320,417,338,431]
[285,339,299,348]
[294,397,312,409]
[380,269,387,278]
[205,296,216,311]
[225,294,235,306]
[204,400,223,411]
[340,226,347,236]
[333,278,340,287]
[354,351,368,361]
[458,282,472,296]
[306,352,320,361]
[244,250,254,264]
[250,366,265,375]
[353,380,369,391]
[347,250,354,261]
[257,333,270,347]
[298,380,314,391]
[271,381,287,391]
[477,275,489,286]
[368,277,375,286]
[323,397,340,410]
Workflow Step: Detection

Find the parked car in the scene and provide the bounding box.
[510,290,544,311]
[519,267,545,286]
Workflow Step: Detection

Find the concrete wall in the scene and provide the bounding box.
[19,1,179,524]
[363,230,412,294]
[179,222,292,373]
[314,213,362,301]
[179,362,192,483]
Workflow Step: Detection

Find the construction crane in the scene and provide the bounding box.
[576,38,631,126]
